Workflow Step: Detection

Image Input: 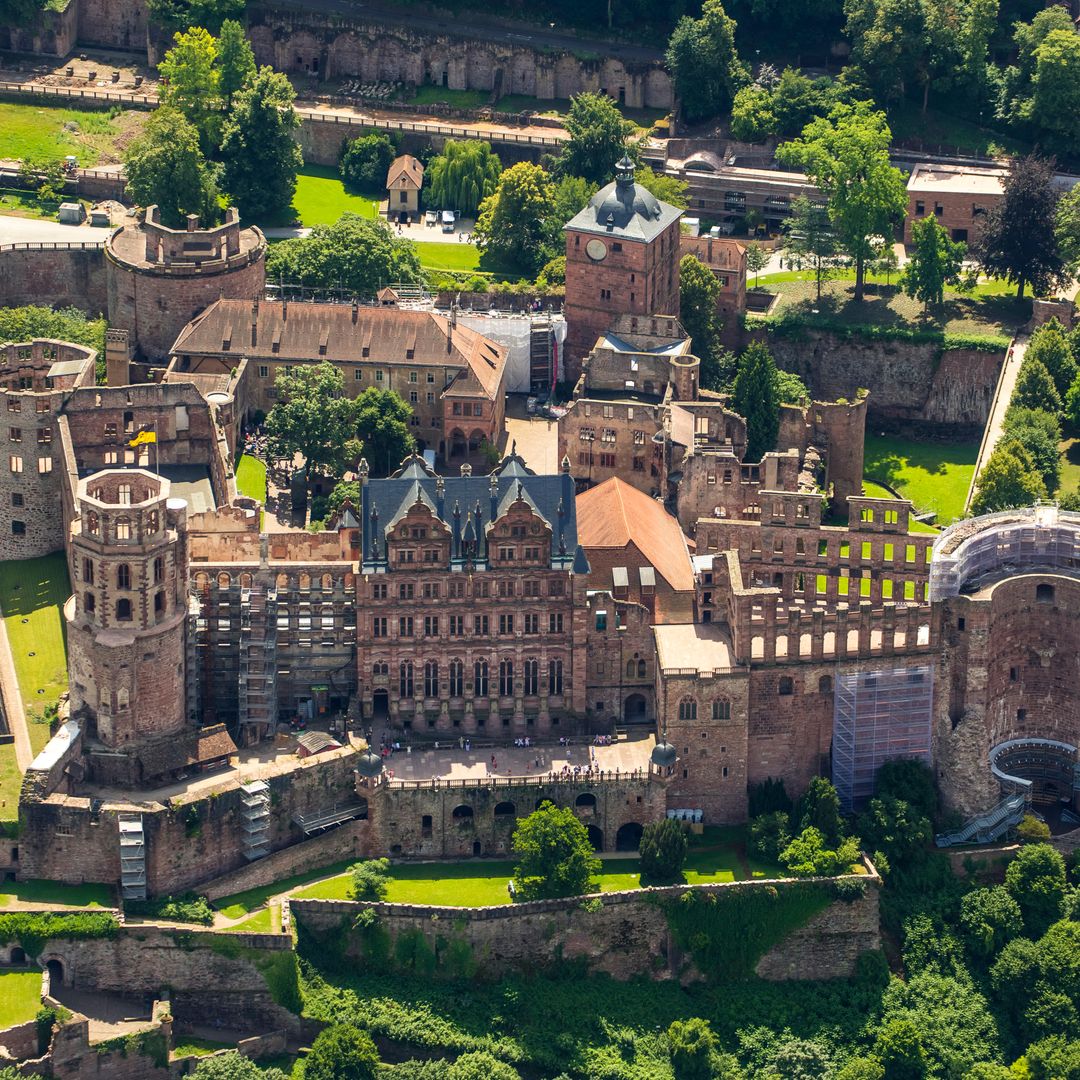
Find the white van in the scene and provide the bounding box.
[441,211,455,233]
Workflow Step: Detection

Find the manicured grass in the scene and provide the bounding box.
[407,85,490,109]
[414,241,481,273]
[759,275,1028,340]
[172,1037,234,1058]
[213,857,358,918]
[0,970,41,1028]
[0,878,113,908]
[0,188,69,222]
[0,553,70,753]
[0,743,20,828]
[864,434,978,526]
[289,165,378,228]
[1058,439,1080,499]
[235,454,268,503]
[861,480,940,534]
[225,903,281,933]
[0,101,143,166]
[293,848,763,907]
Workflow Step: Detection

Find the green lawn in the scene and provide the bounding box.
[0,878,113,908]
[406,86,490,109]
[0,743,20,829]
[225,903,281,933]
[0,970,42,1028]
[235,454,268,503]
[864,434,978,526]
[1058,440,1080,499]
[172,1037,234,1058]
[861,480,940,534]
[414,241,482,274]
[293,847,769,907]
[287,165,378,228]
[0,101,143,167]
[213,857,358,918]
[888,101,1030,159]
[0,553,70,753]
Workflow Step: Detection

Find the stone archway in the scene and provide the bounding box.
[373,690,389,720]
[624,693,647,722]
[586,824,604,851]
[615,822,643,852]
[45,957,64,989]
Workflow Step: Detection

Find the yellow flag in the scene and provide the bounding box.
[128,430,157,448]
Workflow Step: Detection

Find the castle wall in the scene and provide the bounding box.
[0,0,78,57]
[76,0,147,50]
[0,247,108,316]
[291,872,880,982]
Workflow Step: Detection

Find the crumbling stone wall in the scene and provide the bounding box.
[0,247,107,314]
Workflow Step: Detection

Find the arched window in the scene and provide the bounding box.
[117,688,129,711]
[217,572,230,589]
[117,564,130,590]
[373,661,388,677]
[83,558,94,585]
[115,517,131,541]
[116,598,132,622]
[147,510,159,532]
[153,556,165,584]
[86,511,99,535]
[424,660,439,697]
[449,659,464,697]
[712,700,730,720]
[818,675,833,693]
[399,660,414,698]
[474,659,489,697]
[499,659,514,697]
[84,592,95,614]
[678,698,697,720]
[637,659,647,678]
[626,659,636,678]
[548,658,563,695]
[524,658,539,696]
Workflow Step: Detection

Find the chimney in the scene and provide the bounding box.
[105,328,131,388]
[352,298,358,325]
[186,213,199,232]
[447,307,456,355]
[282,297,287,321]
[250,300,258,348]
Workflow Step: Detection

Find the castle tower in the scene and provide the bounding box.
[65,469,190,746]
[105,206,266,362]
[563,156,683,385]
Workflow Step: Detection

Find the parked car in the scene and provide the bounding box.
[424,210,438,226]
[441,211,455,233]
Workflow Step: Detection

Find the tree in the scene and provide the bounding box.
[745,241,769,287]
[780,826,860,876]
[145,0,244,35]
[668,1018,719,1080]
[1025,318,1078,399]
[834,1060,885,1080]
[971,439,1047,515]
[220,66,302,221]
[902,216,966,309]
[265,362,357,482]
[216,19,255,110]
[1056,185,1080,276]
[446,1053,521,1080]
[731,85,776,142]
[124,107,219,229]
[1005,842,1067,937]
[783,195,840,301]
[731,341,780,461]
[635,166,689,209]
[328,479,361,518]
[748,811,791,862]
[679,253,729,390]
[1016,813,1052,844]
[558,92,636,186]
[875,758,937,818]
[857,796,932,871]
[340,133,398,194]
[304,1024,380,1080]
[473,162,554,275]
[193,1053,287,1080]
[776,102,906,302]
[873,1018,928,1080]
[958,886,1024,958]
[665,0,749,123]
[543,175,596,254]
[1065,372,1080,436]
[353,387,416,478]
[1030,30,1080,152]
[511,801,600,900]
[427,141,502,216]
[775,369,808,404]
[1026,1036,1080,1080]
[639,818,688,883]
[974,155,1069,299]
[350,857,390,901]
[1002,406,1062,493]
[265,214,422,295]
[798,776,843,844]
[1010,357,1062,415]
[159,27,220,149]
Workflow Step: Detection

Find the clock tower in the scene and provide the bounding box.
[562,156,684,384]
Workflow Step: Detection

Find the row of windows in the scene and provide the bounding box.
[78,557,166,589]
[258,364,440,384]
[7,427,51,443]
[84,591,167,620]
[746,534,931,565]
[372,612,565,637]
[675,677,835,718]
[450,402,484,417]
[371,578,562,599]
[387,658,565,697]
[5,396,50,414]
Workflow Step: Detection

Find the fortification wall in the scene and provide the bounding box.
[754,328,1005,432]
[0,0,78,57]
[0,247,108,315]
[291,873,880,982]
[76,0,147,49]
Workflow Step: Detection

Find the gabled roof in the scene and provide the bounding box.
[387,154,424,189]
[576,477,694,593]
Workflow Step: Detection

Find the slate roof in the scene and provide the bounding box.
[360,452,588,573]
[564,156,682,243]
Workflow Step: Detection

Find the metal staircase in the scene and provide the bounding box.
[530,317,553,393]
[934,793,1027,847]
[118,814,147,901]
[240,781,272,861]
[238,581,278,736]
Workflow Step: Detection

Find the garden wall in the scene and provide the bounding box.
[750,325,1007,433]
[291,871,881,983]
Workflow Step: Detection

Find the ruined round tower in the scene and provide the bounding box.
[65,469,190,747]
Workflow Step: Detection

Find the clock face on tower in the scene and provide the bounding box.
[586,238,607,261]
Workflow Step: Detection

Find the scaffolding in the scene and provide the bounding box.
[118,813,147,901]
[238,581,278,736]
[240,781,272,861]
[832,665,934,811]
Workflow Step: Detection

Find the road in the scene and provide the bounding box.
[263,0,664,63]
[0,214,110,246]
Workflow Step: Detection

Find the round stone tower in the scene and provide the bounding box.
[65,469,190,747]
[105,205,266,363]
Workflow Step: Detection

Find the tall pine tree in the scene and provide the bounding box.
[732,342,780,461]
